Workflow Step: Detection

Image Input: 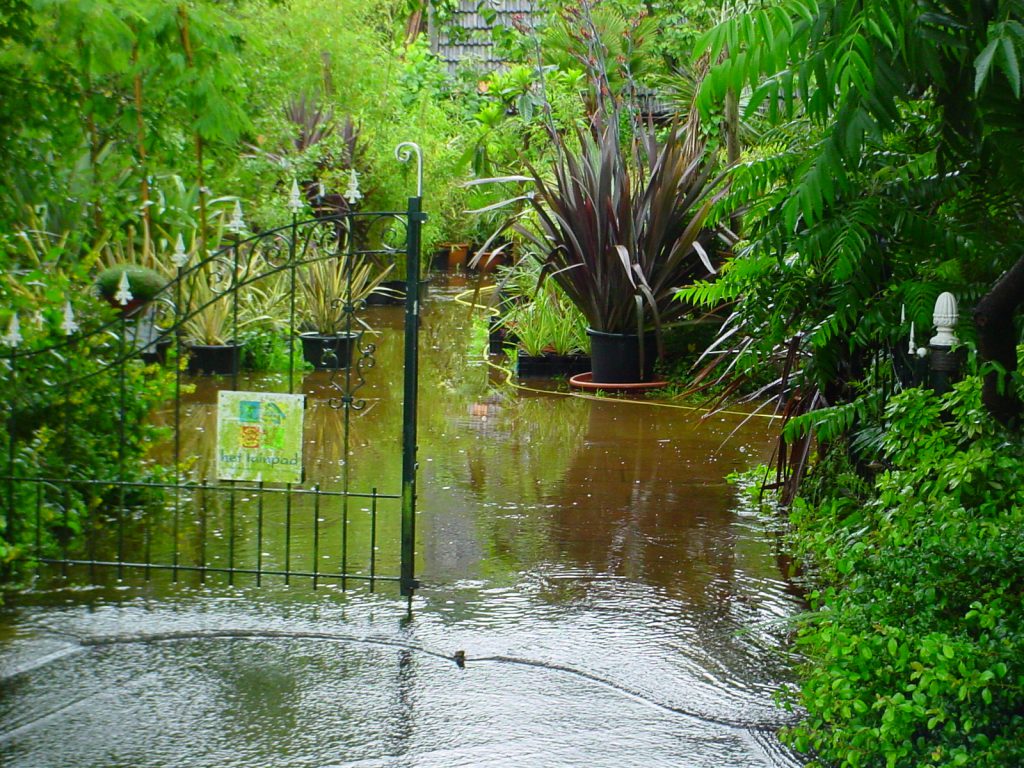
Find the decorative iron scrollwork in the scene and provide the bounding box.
[327,333,376,412]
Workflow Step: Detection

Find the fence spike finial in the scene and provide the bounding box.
[344,168,363,205]
[228,200,246,235]
[61,300,79,336]
[289,179,303,213]
[115,270,134,306]
[3,312,22,347]
[172,233,189,268]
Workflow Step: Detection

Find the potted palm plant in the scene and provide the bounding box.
[494,120,730,384]
[297,253,393,370]
[179,252,277,375]
[180,263,243,375]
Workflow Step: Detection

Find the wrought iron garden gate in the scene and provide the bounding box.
[2,144,425,597]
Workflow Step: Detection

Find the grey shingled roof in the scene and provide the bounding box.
[431,0,540,75]
[430,0,672,116]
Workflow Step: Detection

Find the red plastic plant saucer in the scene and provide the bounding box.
[568,372,668,391]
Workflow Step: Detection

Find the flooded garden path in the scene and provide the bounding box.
[0,277,804,767]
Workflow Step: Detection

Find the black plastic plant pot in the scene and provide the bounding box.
[488,317,516,354]
[365,280,408,306]
[187,342,241,376]
[300,332,358,370]
[140,335,173,366]
[586,328,657,383]
[516,353,591,377]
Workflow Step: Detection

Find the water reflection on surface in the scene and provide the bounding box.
[0,278,804,767]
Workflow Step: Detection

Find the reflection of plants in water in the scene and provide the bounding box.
[137,369,408,584]
[544,404,777,603]
[461,392,589,506]
[171,401,220,481]
[302,399,378,488]
[418,291,487,399]
[426,388,591,578]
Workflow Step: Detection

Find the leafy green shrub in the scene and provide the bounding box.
[1,243,175,577]
[239,328,310,374]
[1,325,175,575]
[782,377,1024,767]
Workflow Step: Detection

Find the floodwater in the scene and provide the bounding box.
[0,277,804,767]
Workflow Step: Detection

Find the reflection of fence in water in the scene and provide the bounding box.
[136,380,403,588]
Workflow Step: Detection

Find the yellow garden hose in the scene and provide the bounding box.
[453,287,781,422]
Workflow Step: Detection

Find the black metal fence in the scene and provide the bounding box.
[2,165,424,597]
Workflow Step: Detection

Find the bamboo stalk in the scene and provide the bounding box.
[132,40,152,263]
[177,3,207,255]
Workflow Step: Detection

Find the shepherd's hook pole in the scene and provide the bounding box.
[395,142,423,198]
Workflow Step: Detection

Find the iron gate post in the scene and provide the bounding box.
[401,195,425,597]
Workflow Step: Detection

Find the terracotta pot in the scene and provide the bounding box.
[470,250,507,273]
[447,243,469,270]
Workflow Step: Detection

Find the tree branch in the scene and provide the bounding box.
[974,252,1024,427]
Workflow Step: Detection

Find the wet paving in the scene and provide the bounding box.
[0,277,804,767]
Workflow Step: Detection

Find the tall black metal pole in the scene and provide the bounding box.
[400,196,424,598]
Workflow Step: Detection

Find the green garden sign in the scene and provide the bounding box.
[216,391,305,484]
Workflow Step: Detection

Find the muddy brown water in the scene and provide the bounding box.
[0,277,804,767]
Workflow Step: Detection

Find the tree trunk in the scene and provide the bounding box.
[974,252,1024,427]
[321,51,334,97]
[405,5,425,46]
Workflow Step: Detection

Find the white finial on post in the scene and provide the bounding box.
[3,313,22,347]
[288,179,303,213]
[228,200,246,235]
[115,270,134,306]
[61,300,79,336]
[344,168,363,205]
[172,233,189,268]
[930,292,959,348]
